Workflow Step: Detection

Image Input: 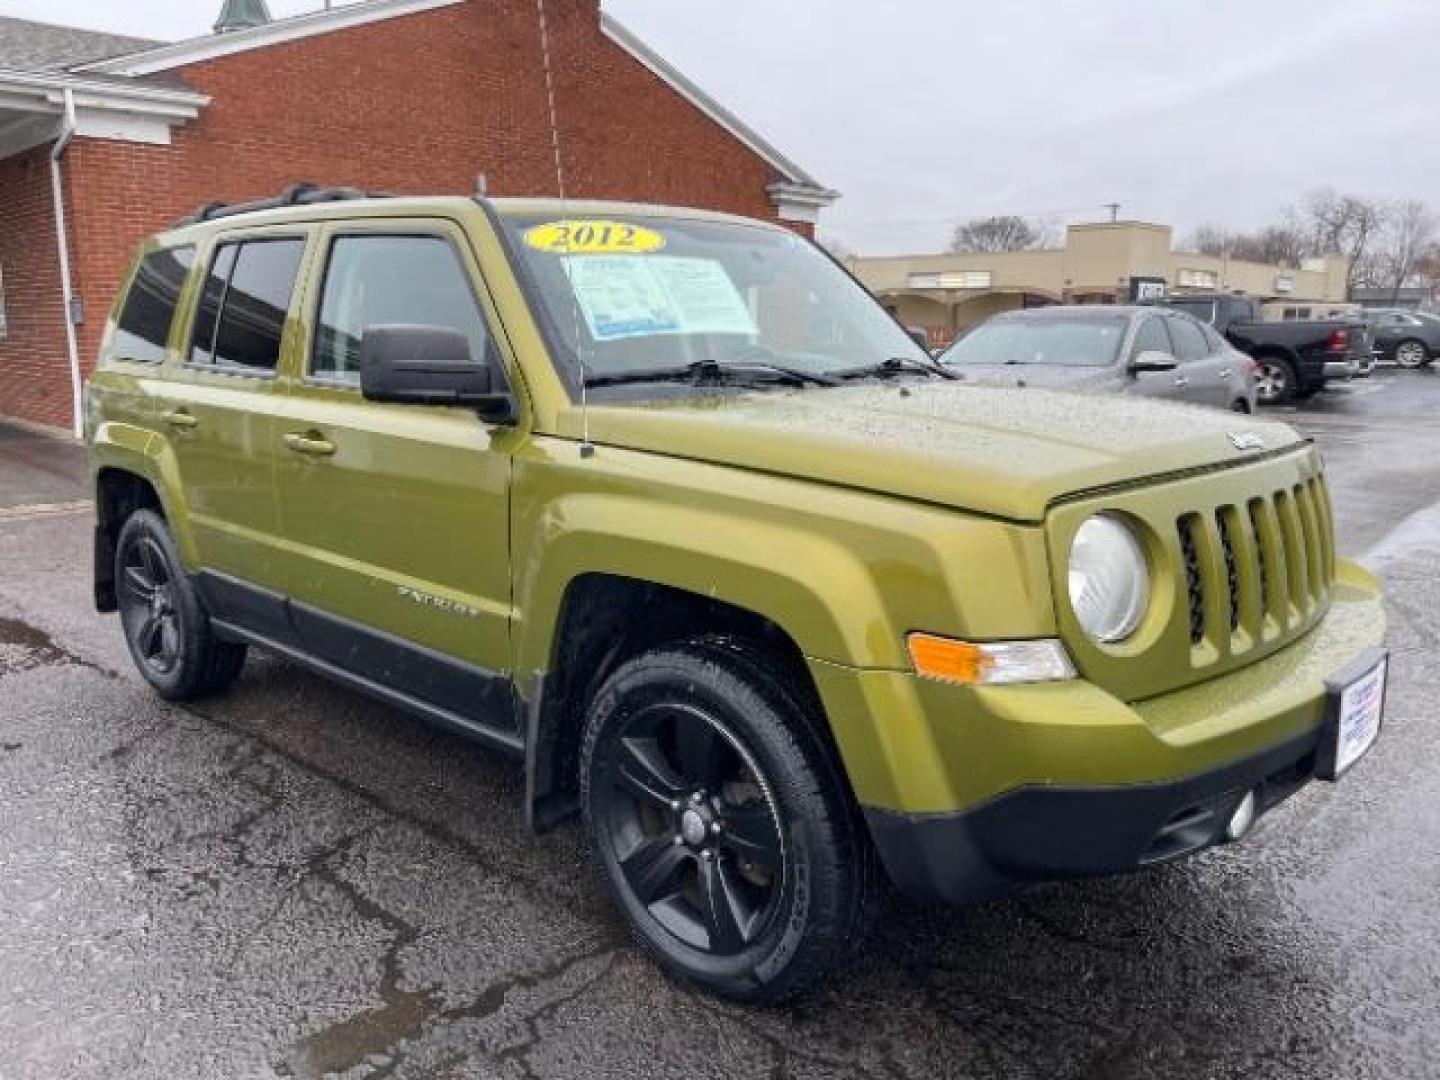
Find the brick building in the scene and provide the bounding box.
[0,0,836,431]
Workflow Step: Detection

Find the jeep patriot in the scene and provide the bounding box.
[85,187,1388,1002]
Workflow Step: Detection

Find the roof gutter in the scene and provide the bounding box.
[49,87,82,440]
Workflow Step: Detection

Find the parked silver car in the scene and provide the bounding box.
[937,306,1259,412]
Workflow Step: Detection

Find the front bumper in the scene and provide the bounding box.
[810,561,1386,904]
[865,725,1320,903]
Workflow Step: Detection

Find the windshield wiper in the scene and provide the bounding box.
[584,359,839,389]
[840,356,958,381]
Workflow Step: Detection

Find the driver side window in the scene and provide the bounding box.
[1130,317,1173,360]
[312,234,490,384]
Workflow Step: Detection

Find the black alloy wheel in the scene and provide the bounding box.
[119,531,182,676]
[114,510,246,700]
[593,699,785,956]
[580,639,878,1003]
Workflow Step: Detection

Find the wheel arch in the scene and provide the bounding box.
[523,572,846,831]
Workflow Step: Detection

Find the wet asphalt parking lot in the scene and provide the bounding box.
[1,370,1438,1079]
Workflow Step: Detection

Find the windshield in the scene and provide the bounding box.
[939,318,1127,368]
[497,211,929,390]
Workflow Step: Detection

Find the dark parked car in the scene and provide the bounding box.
[936,306,1258,412]
[1151,293,1370,406]
[1361,309,1439,368]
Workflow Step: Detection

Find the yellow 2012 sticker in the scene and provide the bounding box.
[524,220,667,256]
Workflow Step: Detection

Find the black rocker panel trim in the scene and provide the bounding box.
[195,569,523,752]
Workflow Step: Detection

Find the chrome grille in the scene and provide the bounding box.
[1177,474,1334,662]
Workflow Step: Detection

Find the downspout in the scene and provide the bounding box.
[49,87,82,439]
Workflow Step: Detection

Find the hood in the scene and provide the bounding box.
[945,364,1117,391]
[558,384,1305,522]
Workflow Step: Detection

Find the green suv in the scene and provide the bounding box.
[86,188,1388,1002]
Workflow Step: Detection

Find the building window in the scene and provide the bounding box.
[907,270,993,289]
[114,247,196,363]
[1176,268,1219,289]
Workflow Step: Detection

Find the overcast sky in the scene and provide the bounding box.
[11,0,1439,253]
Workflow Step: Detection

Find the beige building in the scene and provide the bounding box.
[847,221,1350,345]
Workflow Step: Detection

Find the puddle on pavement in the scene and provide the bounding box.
[287,987,439,1077]
[0,616,110,677]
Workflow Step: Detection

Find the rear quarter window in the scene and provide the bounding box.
[113,247,196,363]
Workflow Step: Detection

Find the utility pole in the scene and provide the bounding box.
[1104,202,1121,223]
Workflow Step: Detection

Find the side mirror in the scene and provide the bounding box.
[1129,350,1178,374]
[906,326,931,351]
[360,325,515,423]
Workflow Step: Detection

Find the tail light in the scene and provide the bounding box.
[1327,328,1349,354]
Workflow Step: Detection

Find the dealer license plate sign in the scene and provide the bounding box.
[1318,650,1388,780]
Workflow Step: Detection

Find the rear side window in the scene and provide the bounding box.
[190,238,306,372]
[312,235,490,383]
[1168,316,1211,362]
[114,247,195,363]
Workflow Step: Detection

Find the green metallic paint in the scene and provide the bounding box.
[86,196,1387,827]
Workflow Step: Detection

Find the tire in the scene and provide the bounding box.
[580,637,878,1003]
[115,510,246,701]
[1231,399,1251,413]
[1393,339,1430,369]
[1253,356,1297,406]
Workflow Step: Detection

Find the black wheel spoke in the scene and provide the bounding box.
[159,617,180,664]
[620,836,690,905]
[137,614,163,658]
[613,736,685,809]
[699,857,751,953]
[721,801,782,872]
[123,565,155,601]
[138,540,163,585]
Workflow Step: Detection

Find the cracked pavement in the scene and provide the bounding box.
[1,371,1437,1079]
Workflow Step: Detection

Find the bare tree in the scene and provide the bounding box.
[1413,244,1440,302]
[1184,224,1231,256]
[1290,189,1389,295]
[1230,226,1309,268]
[949,215,1043,253]
[1377,200,1437,302]
[1182,223,1307,267]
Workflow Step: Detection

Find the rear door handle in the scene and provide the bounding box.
[284,432,337,457]
[160,409,199,430]
[1218,368,1233,378]
[1173,376,1190,388]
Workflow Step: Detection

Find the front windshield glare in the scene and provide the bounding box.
[940,319,1126,368]
[499,213,929,387]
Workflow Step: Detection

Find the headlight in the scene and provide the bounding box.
[1068,514,1149,643]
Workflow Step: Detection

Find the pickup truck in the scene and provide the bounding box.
[1149,294,1371,406]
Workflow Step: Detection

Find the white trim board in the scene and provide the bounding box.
[77,0,466,77]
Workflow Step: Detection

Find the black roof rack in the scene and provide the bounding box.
[173,182,392,228]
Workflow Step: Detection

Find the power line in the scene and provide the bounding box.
[828,201,1129,231]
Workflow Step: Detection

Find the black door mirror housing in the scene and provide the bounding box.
[1129,350,1179,374]
[360,325,516,423]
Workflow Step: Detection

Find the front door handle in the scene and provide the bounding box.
[160,409,199,430]
[1173,376,1190,388]
[1218,368,1233,378]
[284,431,337,457]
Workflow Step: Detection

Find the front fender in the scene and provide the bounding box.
[514,491,886,679]
[510,441,1056,681]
